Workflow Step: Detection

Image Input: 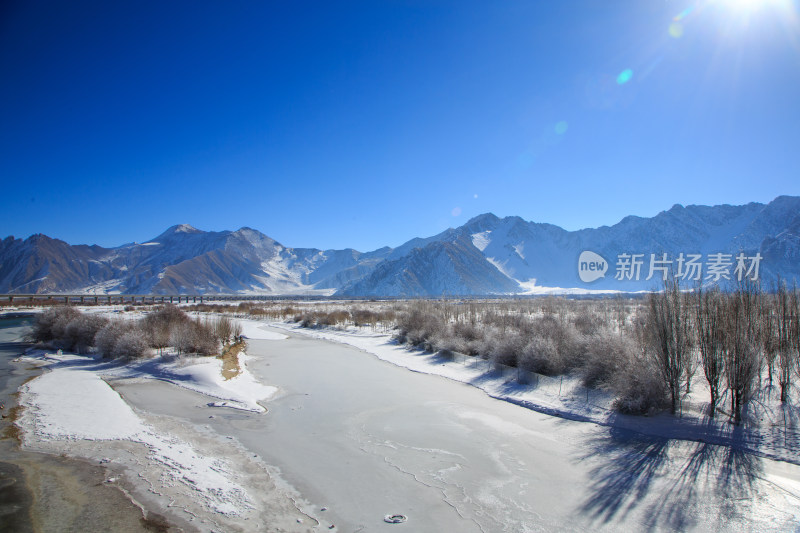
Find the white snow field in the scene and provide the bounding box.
[16,317,800,532]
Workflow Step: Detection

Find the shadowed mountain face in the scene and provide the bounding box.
[2,196,800,296]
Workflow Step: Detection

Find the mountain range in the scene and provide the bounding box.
[2,195,800,296]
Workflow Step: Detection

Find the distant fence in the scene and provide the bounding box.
[0,294,210,305]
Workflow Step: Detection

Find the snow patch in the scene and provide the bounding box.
[21,361,252,515]
[237,318,289,340]
[471,231,492,252]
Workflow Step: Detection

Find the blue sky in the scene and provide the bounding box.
[2,0,799,251]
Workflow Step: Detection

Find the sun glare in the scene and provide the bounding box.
[715,0,798,15]
[674,0,800,39]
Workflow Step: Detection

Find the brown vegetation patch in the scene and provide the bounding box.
[140,512,172,532]
[219,340,247,381]
[2,405,25,443]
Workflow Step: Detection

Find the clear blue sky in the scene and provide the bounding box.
[2,0,799,251]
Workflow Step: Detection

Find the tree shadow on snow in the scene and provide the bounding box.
[577,423,763,531]
[578,426,671,525]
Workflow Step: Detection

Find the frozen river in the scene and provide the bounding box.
[112,327,800,532]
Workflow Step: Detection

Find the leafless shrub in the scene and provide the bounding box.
[64,313,109,353]
[572,307,604,336]
[113,330,150,359]
[581,331,636,388]
[518,336,560,375]
[211,315,242,345]
[95,320,137,357]
[169,319,218,356]
[487,330,526,367]
[395,303,445,347]
[611,348,669,415]
[294,310,351,329]
[29,306,82,346]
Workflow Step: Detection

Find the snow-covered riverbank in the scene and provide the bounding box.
[15,319,320,532]
[13,314,800,531]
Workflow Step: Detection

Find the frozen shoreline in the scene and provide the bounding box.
[14,320,321,532]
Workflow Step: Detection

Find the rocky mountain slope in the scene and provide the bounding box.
[2,196,799,296]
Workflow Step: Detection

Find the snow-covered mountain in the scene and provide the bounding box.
[0,225,389,296]
[2,196,799,296]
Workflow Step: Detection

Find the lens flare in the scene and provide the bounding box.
[616,69,633,85]
[669,22,684,38]
[555,121,569,135]
[674,6,694,21]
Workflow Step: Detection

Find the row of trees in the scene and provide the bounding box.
[29,305,235,359]
[650,280,800,423]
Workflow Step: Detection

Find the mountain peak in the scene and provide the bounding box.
[148,224,206,244]
[161,223,202,235]
[173,224,200,233]
[466,213,500,225]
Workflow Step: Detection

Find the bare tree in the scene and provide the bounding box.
[775,282,795,402]
[170,322,193,355]
[761,292,779,386]
[647,278,693,415]
[722,281,762,424]
[696,287,725,417]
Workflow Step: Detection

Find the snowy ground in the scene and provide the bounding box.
[265,320,800,466]
[11,311,800,531]
[21,362,249,516]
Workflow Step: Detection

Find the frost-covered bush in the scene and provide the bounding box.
[191,320,219,355]
[169,319,218,356]
[211,315,242,344]
[29,306,82,346]
[295,310,351,329]
[518,336,560,375]
[580,331,636,388]
[488,330,526,367]
[395,305,445,347]
[64,313,109,353]
[571,307,605,336]
[139,304,219,356]
[95,320,137,358]
[611,351,669,415]
[113,330,150,359]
